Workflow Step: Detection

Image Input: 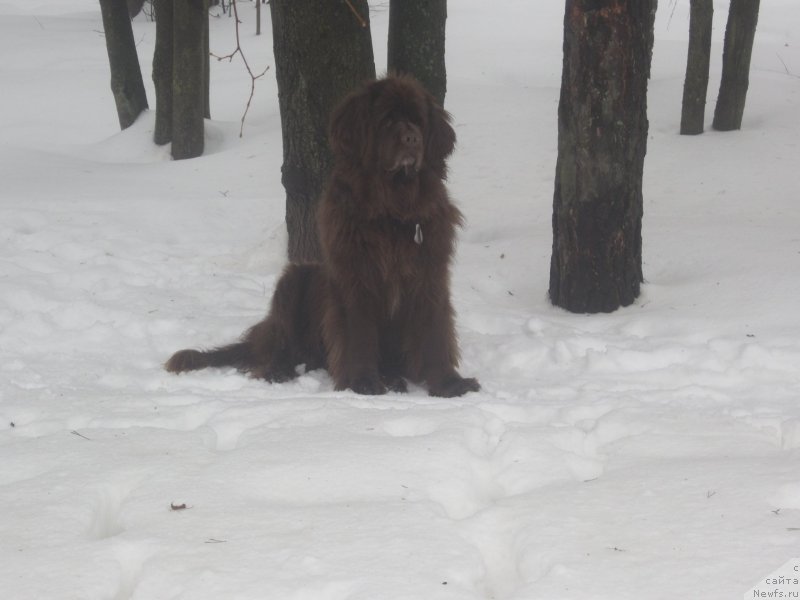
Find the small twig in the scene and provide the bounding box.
[776,52,790,75]
[211,0,270,137]
[344,0,367,28]
[71,430,92,441]
[666,0,678,31]
[775,52,800,79]
[143,0,155,22]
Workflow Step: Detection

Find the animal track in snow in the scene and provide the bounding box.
[780,419,800,450]
[87,483,132,540]
[458,509,524,599]
[420,404,650,599]
[381,415,440,438]
[201,420,247,452]
[110,541,155,600]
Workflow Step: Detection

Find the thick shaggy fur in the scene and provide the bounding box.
[166,75,479,397]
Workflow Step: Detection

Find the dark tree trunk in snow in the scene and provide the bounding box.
[172,0,208,160]
[152,0,173,145]
[270,0,375,263]
[712,0,760,131]
[99,0,149,130]
[680,0,713,135]
[388,0,447,106]
[204,13,211,119]
[550,0,656,314]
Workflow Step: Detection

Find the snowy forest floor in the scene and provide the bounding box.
[1,1,799,599]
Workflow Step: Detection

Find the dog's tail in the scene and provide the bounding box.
[164,342,254,374]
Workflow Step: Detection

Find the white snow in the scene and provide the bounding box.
[1,1,799,598]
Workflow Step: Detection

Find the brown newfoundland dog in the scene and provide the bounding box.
[166,75,480,397]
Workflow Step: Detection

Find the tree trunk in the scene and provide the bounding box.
[712,0,760,131]
[172,0,207,159]
[387,0,447,106]
[152,0,173,145]
[680,0,713,135]
[549,0,656,314]
[204,10,211,119]
[270,0,376,263]
[99,0,149,130]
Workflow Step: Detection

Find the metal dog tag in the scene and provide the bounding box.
[414,223,423,245]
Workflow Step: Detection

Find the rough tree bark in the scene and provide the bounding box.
[99,0,149,130]
[387,0,447,106]
[172,0,208,159]
[550,0,657,314]
[680,0,713,135]
[712,0,761,131]
[204,11,211,119]
[270,0,375,263]
[152,0,173,145]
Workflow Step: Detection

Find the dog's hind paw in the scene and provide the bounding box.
[429,375,480,398]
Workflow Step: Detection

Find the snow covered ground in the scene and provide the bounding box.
[1,1,799,598]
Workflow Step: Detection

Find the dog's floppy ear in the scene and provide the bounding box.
[425,94,456,169]
[329,86,372,163]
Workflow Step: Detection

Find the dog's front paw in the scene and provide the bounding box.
[429,375,480,398]
[349,375,388,396]
[382,374,408,393]
[250,363,298,383]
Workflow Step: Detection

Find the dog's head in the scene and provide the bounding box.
[329,75,456,182]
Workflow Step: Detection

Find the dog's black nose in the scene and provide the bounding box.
[401,127,420,149]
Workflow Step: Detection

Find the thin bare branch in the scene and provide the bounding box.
[775,52,799,78]
[344,0,367,28]
[211,0,271,136]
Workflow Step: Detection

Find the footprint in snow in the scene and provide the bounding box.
[381,416,440,438]
[87,484,128,540]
